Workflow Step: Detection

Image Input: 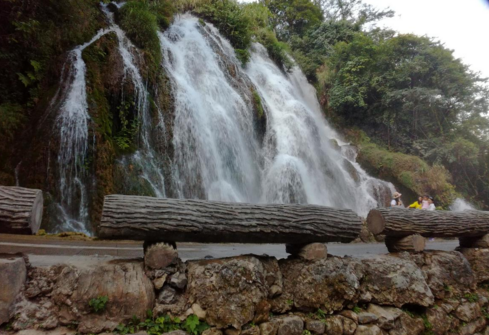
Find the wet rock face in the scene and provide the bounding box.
[0,255,27,325]
[186,256,280,329]
[359,255,434,307]
[274,257,361,314]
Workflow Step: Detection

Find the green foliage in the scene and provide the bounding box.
[252,90,264,119]
[352,306,361,314]
[464,293,479,303]
[421,314,433,335]
[302,330,312,335]
[115,314,209,335]
[286,299,294,306]
[117,0,174,70]
[89,296,108,313]
[0,103,24,140]
[195,0,252,64]
[316,308,326,319]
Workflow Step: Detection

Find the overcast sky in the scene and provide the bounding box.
[239,0,489,79]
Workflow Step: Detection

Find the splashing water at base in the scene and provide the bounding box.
[450,198,476,211]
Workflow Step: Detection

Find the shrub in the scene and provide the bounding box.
[89,296,108,313]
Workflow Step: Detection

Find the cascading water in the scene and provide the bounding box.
[450,198,476,211]
[47,10,396,233]
[159,15,394,216]
[159,16,262,202]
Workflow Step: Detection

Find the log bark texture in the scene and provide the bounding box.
[0,186,43,235]
[385,235,425,253]
[99,195,362,243]
[367,208,489,238]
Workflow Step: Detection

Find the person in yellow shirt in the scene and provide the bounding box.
[408,196,423,209]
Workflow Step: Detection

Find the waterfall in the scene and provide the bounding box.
[159,15,394,216]
[46,11,396,233]
[450,198,476,211]
[159,16,261,202]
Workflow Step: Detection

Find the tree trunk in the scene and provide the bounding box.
[99,195,362,243]
[367,208,489,238]
[0,186,43,235]
[385,235,425,253]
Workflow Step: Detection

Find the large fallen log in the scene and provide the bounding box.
[99,195,362,243]
[367,208,489,238]
[0,186,43,235]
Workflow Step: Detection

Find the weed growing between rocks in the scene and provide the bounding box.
[114,311,210,335]
[89,296,108,313]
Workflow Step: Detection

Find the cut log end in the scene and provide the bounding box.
[367,209,385,236]
[0,186,44,235]
[385,234,425,253]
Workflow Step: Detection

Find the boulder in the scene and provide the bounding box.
[459,317,487,335]
[354,325,383,335]
[273,257,361,313]
[277,316,303,335]
[153,274,168,290]
[170,272,188,290]
[192,303,207,320]
[158,286,177,305]
[460,248,489,283]
[360,255,434,307]
[186,256,276,329]
[253,300,271,324]
[0,255,27,325]
[15,328,76,335]
[48,260,154,333]
[305,320,325,334]
[357,313,378,325]
[340,310,359,324]
[426,307,451,335]
[411,251,476,299]
[324,315,342,335]
[285,243,327,261]
[340,316,357,335]
[242,326,260,335]
[366,304,402,330]
[260,321,279,335]
[202,329,223,335]
[455,302,481,323]
[389,313,424,335]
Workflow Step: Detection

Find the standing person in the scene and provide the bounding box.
[427,197,436,211]
[421,195,430,209]
[390,192,404,208]
[408,196,423,209]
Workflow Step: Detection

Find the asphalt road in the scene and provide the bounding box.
[0,234,460,267]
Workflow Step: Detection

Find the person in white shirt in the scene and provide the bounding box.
[390,192,404,208]
[427,197,436,211]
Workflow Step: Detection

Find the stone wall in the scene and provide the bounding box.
[2,247,489,335]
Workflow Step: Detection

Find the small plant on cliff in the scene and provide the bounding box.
[89,296,108,313]
[183,314,210,335]
[315,308,326,319]
[352,306,361,314]
[464,293,479,303]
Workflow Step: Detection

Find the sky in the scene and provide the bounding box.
[239,0,489,79]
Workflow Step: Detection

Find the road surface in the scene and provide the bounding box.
[0,234,460,267]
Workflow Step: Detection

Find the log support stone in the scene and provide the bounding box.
[285,243,327,260]
[144,241,178,270]
[459,234,489,249]
[0,186,43,235]
[385,234,426,253]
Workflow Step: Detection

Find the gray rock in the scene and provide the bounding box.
[354,325,383,335]
[305,320,325,334]
[241,326,260,335]
[360,255,434,307]
[426,307,451,335]
[165,331,189,335]
[324,316,342,335]
[460,248,489,284]
[459,317,487,335]
[187,256,275,329]
[340,310,358,324]
[260,321,279,335]
[357,313,378,325]
[202,329,223,335]
[170,272,188,290]
[153,274,168,290]
[273,257,361,314]
[0,255,27,325]
[158,285,177,304]
[455,302,481,322]
[412,251,476,300]
[277,316,303,335]
[389,313,425,335]
[366,304,402,330]
[340,316,357,335]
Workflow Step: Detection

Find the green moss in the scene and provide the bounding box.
[252,90,264,119]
